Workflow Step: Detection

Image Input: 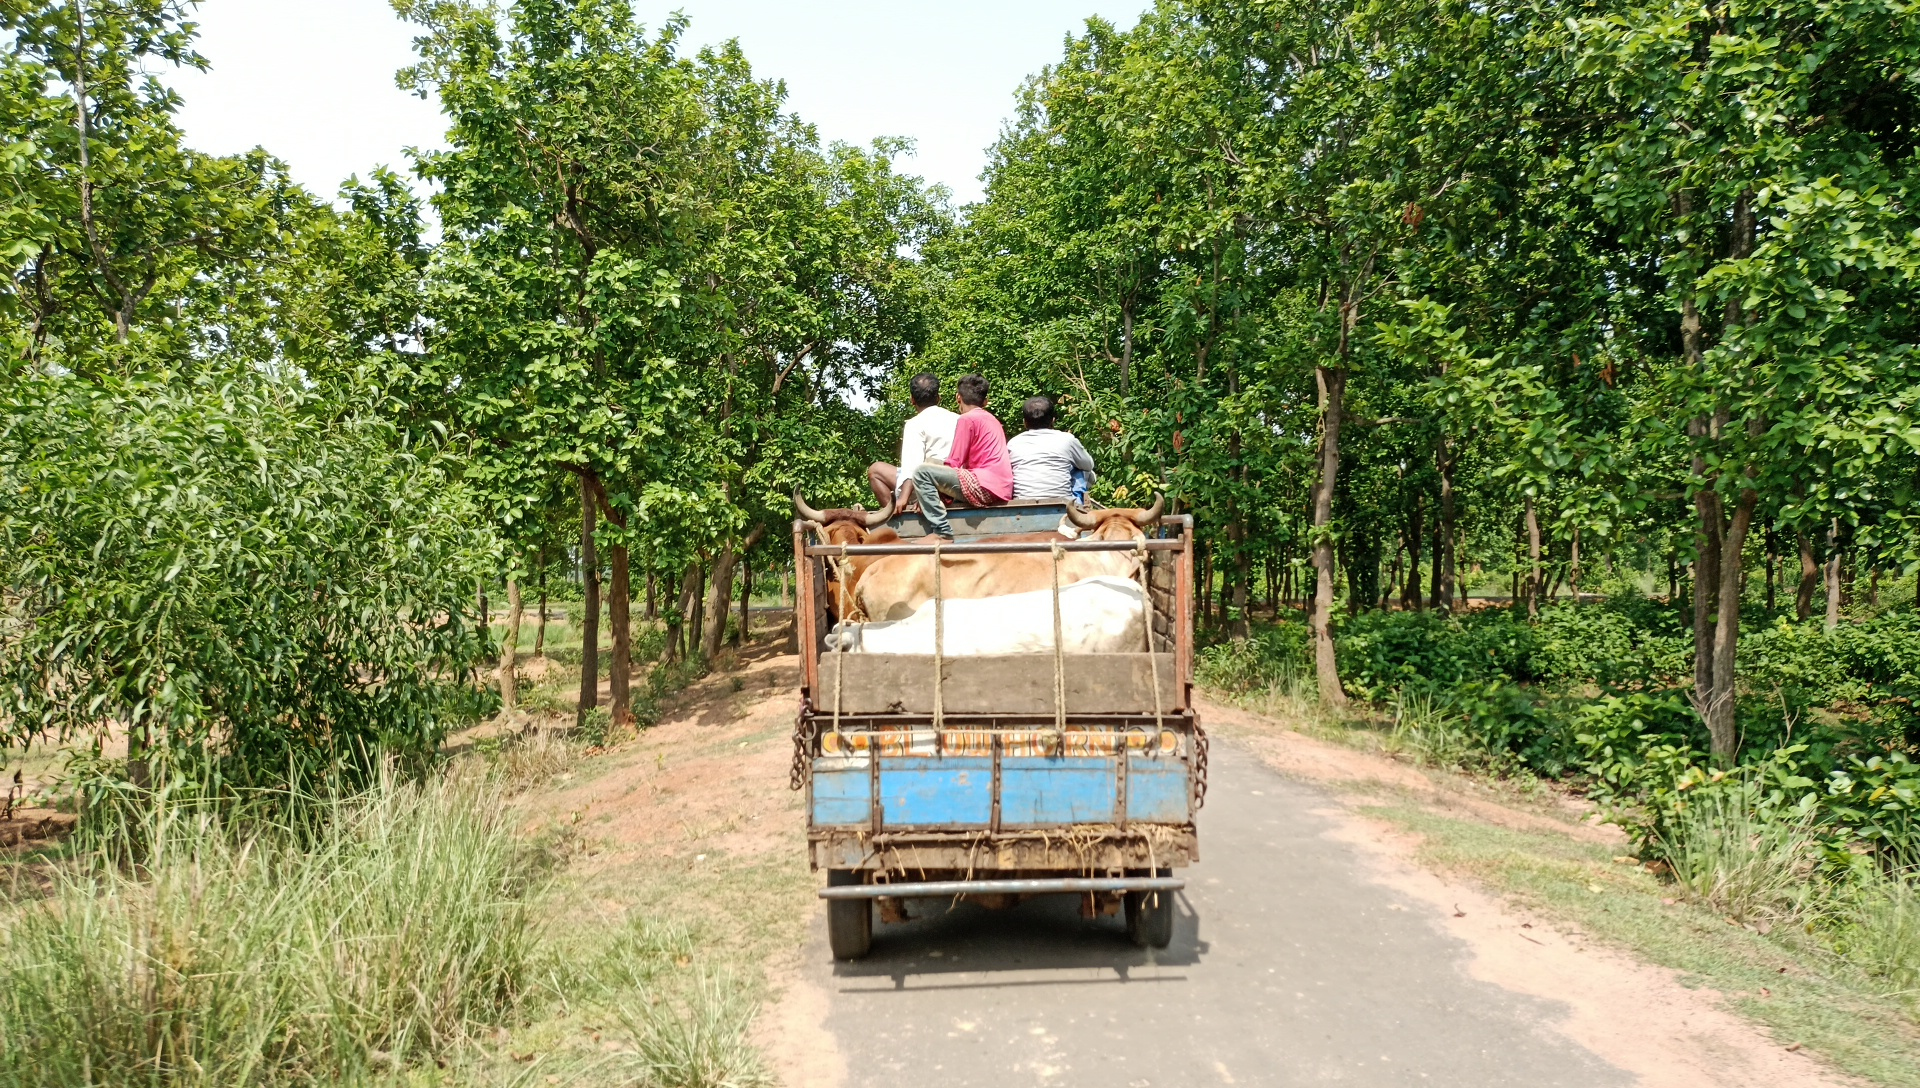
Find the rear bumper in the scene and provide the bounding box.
[809,825,1198,871]
[820,876,1184,899]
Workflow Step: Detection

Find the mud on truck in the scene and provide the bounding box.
[788,494,1205,960]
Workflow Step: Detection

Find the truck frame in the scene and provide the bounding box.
[788,499,1205,959]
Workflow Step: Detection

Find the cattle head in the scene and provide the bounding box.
[1064,492,1166,540]
[793,488,895,545]
[793,488,900,621]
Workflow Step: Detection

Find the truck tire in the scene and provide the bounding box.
[826,870,872,960]
[1125,869,1175,949]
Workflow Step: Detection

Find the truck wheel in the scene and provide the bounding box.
[1125,869,1175,949]
[826,870,872,960]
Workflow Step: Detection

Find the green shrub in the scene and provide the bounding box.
[1197,624,1310,694]
[1335,608,1540,700]
[0,773,542,1085]
[0,371,496,787]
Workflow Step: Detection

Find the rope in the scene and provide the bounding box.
[1051,543,1067,748]
[1139,539,1165,736]
[833,543,848,737]
[932,538,945,730]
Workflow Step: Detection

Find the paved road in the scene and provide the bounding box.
[801,741,1632,1087]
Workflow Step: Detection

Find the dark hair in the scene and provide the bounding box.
[1021,395,1055,430]
[956,374,989,407]
[909,372,940,408]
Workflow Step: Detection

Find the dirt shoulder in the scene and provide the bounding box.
[1200,692,1911,1088]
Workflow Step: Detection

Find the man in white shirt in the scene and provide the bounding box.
[867,372,958,511]
[1007,395,1097,499]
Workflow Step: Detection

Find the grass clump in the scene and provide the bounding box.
[1661,790,1823,924]
[0,773,543,1086]
[615,968,772,1088]
[1840,868,1920,1014]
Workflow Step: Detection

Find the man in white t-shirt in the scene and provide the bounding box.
[867,372,958,511]
[1007,395,1097,500]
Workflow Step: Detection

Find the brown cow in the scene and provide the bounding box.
[793,490,897,621]
[849,495,1165,621]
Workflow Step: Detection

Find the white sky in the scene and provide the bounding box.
[169,0,1148,207]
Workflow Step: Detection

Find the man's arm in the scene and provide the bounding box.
[1068,435,1097,484]
[943,414,974,469]
[898,417,918,474]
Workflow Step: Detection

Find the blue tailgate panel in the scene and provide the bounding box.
[1001,757,1116,825]
[1126,756,1190,822]
[878,757,993,827]
[811,763,872,826]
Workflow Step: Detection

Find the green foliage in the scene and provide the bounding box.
[1335,609,1542,699]
[1195,624,1310,694]
[0,368,496,780]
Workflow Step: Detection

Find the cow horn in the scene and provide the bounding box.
[792,488,827,524]
[1129,492,1166,526]
[861,494,896,528]
[1065,499,1103,529]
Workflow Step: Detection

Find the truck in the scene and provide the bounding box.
[788,496,1205,959]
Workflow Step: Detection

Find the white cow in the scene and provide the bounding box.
[827,575,1147,655]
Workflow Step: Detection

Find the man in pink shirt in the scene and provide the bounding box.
[908,374,1013,540]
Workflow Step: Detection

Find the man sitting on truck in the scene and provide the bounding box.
[866,371,957,511]
[1007,395,1097,503]
[908,373,1013,541]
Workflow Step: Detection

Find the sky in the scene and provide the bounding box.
[169,0,1148,208]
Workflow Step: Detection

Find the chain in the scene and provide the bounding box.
[789,694,816,791]
[1192,716,1210,810]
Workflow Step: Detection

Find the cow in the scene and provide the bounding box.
[828,576,1146,655]
[849,494,1166,621]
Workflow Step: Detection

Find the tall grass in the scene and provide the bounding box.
[1386,691,1479,768]
[1660,790,1822,923]
[1844,868,1920,1014]
[615,969,772,1088]
[0,773,542,1086]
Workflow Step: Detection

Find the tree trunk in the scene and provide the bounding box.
[1826,518,1842,631]
[1691,486,1723,705]
[1702,489,1757,760]
[646,569,657,621]
[1796,533,1818,620]
[1427,514,1442,610]
[1199,545,1213,626]
[535,558,548,657]
[1763,526,1777,612]
[1402,501,1423,612]
[739,554,752,643]
[1437,435,1458,610]
[1569,529,1582,604]
[702,547,736,661]
[1525,498,1543,621]
[1230,537,1252,639]
[578,477,600,727]
[670,563,701,662]
[609,540,632,727]
[499,577,522,712]
[1310,364,1347,705]
[703,527,767,661]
